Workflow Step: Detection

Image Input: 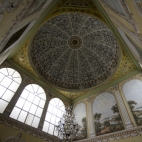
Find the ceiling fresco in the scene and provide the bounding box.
[30,12,119,90]
[10,0,139,100]
[11,40,137,100]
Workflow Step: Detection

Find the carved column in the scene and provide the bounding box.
[113,85,136,129]
[86,98,96,138]
[3,75,29,116]
[38,91,51,130]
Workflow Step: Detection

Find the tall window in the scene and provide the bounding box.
[0,68,21,113]
[42,98,65,135]
[10,84,46,128]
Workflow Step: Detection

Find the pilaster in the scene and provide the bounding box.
[86,97,96,138]
[38,91,52,130]
[113,85,136,129]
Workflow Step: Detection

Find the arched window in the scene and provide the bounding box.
[122,79,142,126]
[42,98,65,135]
[74,103,87,139]
[10,84,46,128]
[0,68,21,113]
[93,92,124,136]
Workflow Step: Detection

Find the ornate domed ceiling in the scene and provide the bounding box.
[30,13,119,90]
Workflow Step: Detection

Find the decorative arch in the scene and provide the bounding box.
[122,79,142,126]
[74,103,87,139]
[10,84,46,128]
[0,68,22,113]
[42,98,65,135]
[93,92,124,136]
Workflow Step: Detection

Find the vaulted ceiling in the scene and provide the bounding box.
[1,0,142,102]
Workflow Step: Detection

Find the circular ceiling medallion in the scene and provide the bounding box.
[30,13,119,90]
[68,36,82,49]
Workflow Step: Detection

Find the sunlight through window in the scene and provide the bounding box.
[10,84,46,128]
[42,98,65,136]
[0,68,21,113]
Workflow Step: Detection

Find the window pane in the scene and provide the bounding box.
[8,68,15,76]
[13,77,21,84]
[23,101,32,111]
[10,107,21,119]
[48,124,54,134]
[52,107,58,115]
[58,100,64,107]
[0,77,12,88]
[40,93,46,100]
[9,81,19,92]
[47,104,53,113]
[33,96,40,105]
[27,93,35,102]
[37,87,44,94]
[60,106,65,112]
[54,98,59,107]
[54,129,58,136]
[29,104,37,114]
[50,99,55,106]
[12,70,20,77]
[36,107,43,117]
[2,90,14,102]
[21,90,29,99]
[32,84,38,93]
[57,110,62,118]
[39,99,45,108]
[32,117,40,128]
[25,113,34,125]
[16,98,25,108]
[0,85,7,98]
[0,73,5,82]
[43,121,49,132]
[18,110,27,122]
[45,112,51,122]
[50,114,56,124]
[0,68,8,75]
[26,85,34,93]
[0,100,8,113]
[55,117,60,125]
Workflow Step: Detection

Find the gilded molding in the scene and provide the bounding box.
[12,42,37,77]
